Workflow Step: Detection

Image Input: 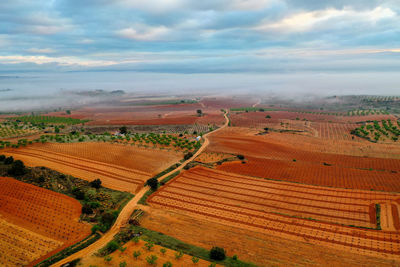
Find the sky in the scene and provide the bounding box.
[0,0,400,96]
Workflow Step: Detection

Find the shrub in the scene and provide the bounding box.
[163,261,173,267]
[72,187,85,200]
[133,250,141,259]
[146,255,158,265]
[104,240,120,254]
[119,261,127,267]
[192,256,199,264]
[82,205,93,214]
[237,154,245,160]
[144,241,154,251]
[175,250,183,259]
[160,248,167,255]
[0,155,5,161]
[184,152,193,160]
[210,247,226,261]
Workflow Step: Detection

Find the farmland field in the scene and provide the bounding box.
[0,177,90,266]
[148,167,400,259]
[2,142,183,193]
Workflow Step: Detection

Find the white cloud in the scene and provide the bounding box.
[255,6,396,33]
[0,55,119,67]
[117,24,170,41]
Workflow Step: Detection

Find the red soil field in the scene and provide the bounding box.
[148,167,400,260]
[207,129,400,173]
[47,104,224,126]
[230,110,396,128]
[3,142,182,193]
[0,177,90,266]
[311,122,360,140]
[217,156,400,192]
[141,207,399,267]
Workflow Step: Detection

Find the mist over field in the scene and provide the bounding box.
[1,71,400,112]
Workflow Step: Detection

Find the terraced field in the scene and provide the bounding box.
[148,167,400,259]
[3,142,182,193]
[0,177,90,266]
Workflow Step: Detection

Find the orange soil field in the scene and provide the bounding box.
[148,167,400,260]
[80,239,213,267]
[0,177,90,266]
[48,104,224,126]
[195,152,234,164]
[2,142,182,193]
[141,207,400,267]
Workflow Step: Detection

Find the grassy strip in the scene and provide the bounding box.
[160,170,180,184]
[376,204,381,230]
[131,226,257,267]
[35,233,101,267]
[138,189,154,205]
[152,163,181,180]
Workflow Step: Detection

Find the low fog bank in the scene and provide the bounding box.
[1,71,399,112]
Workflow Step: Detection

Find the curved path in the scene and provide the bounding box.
[53,111,229,266]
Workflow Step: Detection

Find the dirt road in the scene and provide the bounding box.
[53,111,229,266]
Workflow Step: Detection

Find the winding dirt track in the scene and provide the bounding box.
[52,111,229,267]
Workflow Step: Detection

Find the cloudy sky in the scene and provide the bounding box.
[0,0,399,94]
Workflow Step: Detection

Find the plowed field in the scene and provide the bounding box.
[3,142,182,193]
[217,156,400,192]
[148,167,400,260]
[0,177,90,266]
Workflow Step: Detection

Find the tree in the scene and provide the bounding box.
[146,255,158,265]
[54,126,60,133]
[192,256,199,264]
[163,261,173,267]
[90,178,102,189]
[265,115,271,118]
[0,155,5,161]
[146,178,159,191]
[210,247,226,261]
[119,126,128,135]
[66,110,71,114]
[8,160,26,176]
[160,248,167,255]
[4,156,14,165]
[133,250,141,260]
[197,109,202,117]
